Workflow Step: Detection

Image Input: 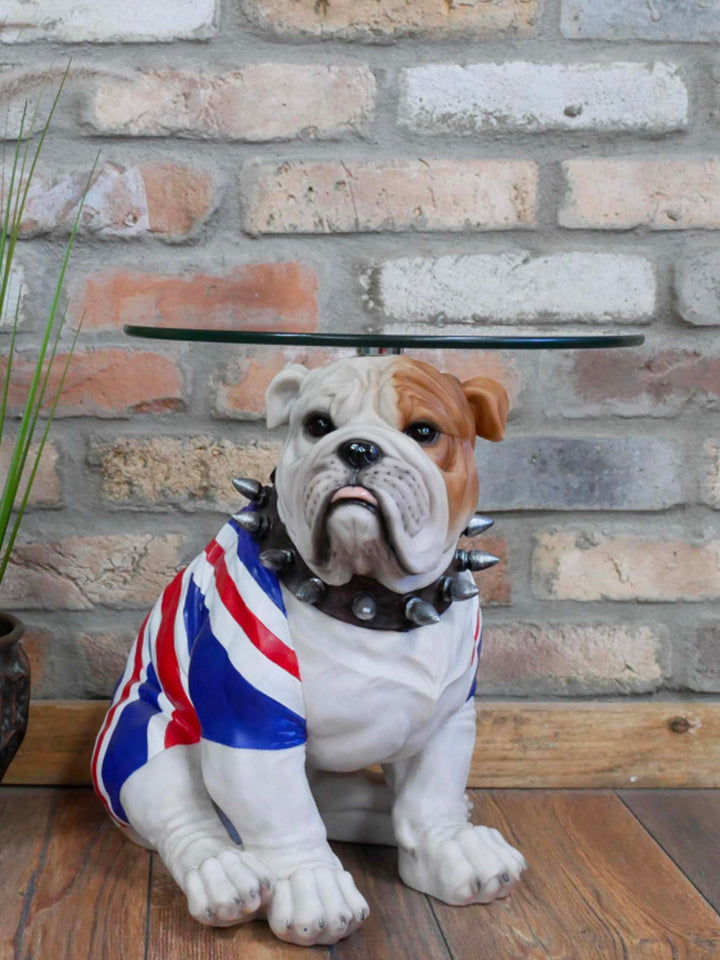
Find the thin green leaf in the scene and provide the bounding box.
[0,314,82,584]
[0,287,22,449]
[2,301,67,551]
[0,64,71,326]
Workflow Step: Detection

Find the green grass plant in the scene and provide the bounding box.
[0,64,95,588]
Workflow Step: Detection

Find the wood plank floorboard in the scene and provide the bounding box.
[329,842,450,960]
[1,788,718,959]
[147,856,319,959]
[619,790,720,914]
[430,790,720,960]
[6,788,149,960]
[0,789,55,960]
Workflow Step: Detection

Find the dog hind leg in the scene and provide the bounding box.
[120,743,273,926]
[309,769,396,846]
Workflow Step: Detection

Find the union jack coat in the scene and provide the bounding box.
[92,517,306,826]
[92,517,482,827]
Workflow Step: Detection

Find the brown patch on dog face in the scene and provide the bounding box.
[391,357,480,531]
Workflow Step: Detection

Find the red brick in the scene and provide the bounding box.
[543,348,720,418]
[459,535,511,606]
[15,162,214,240]
[79,632,135,696]
[2,349,184,418]
[406,350,522,404]
[243,0,537,40]
[242,159,537,234]
[0,439,61,507]
[477,623,662,693]
[688,624,720,692]
[141,164,216,238]
[86,66,375,140]
[533,530,720,601]
[75,264,318,332]
[561,159,720,230]
[0,533,184,610]
[216,348,520,420]
[215,348,341,419]
[88,436,282,510]
[18,627,53,694]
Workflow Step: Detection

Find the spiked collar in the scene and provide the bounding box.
[232,477,498,632]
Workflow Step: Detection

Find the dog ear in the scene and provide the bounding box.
[461,377,509,442]
[266,364,310,429]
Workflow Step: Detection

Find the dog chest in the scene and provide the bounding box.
[282,588,479,771]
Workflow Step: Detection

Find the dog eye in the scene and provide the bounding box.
[304,413,336,438]
[405,421,440,445]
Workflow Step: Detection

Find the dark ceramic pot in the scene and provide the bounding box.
[0,611,30,782]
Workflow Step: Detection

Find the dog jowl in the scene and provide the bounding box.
[92,355,526,946]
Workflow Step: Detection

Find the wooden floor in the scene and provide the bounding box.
[1,788,719,959]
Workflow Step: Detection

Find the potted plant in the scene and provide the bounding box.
[0,69,90,781]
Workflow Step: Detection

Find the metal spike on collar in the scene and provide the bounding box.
[405,596,440,626]
[295,578,326,604]
[232,477,263,500]
[464,514,494,537]
[351,593,377,622]
[259,548,295,572]
[468,550,500,572]
[232,511,271,537]
[442,576,480,602]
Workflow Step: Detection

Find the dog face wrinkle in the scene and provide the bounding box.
[273,356,481,592]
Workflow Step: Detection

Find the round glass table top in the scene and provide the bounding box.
[124,326,645,351]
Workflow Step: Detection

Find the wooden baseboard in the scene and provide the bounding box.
[3,699,720,788]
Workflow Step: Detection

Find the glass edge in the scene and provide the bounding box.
[123,325,646,350]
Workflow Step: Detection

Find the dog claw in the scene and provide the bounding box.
[464,514,494,537]
[260,548,295,572]
[295,578,325,604]
[405,597,440,626]
[232,477,263,501]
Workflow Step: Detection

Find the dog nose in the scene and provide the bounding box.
[339,439,381,470]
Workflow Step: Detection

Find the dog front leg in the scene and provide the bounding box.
[201,739,369,945]
[386,699,527,906]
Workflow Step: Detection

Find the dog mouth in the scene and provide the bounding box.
[328,486,379,512]
[313,484,399,568]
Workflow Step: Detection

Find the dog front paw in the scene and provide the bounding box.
[268,865,369,946]
[399,824,527,906]
[184,848,274,927]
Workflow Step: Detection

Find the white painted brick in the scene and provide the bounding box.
[0,0,216,43]
[562,0,720,42]
[369,252,655,324]
[675,250,720,326]
[400,62,687,134]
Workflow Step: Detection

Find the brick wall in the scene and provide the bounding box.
[0,0,717,702]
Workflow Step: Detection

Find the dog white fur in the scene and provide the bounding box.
[106,355,526,946]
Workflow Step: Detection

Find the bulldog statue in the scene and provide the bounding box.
[92,354,527,946]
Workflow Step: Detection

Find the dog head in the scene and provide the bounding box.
[265,355,508,593]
